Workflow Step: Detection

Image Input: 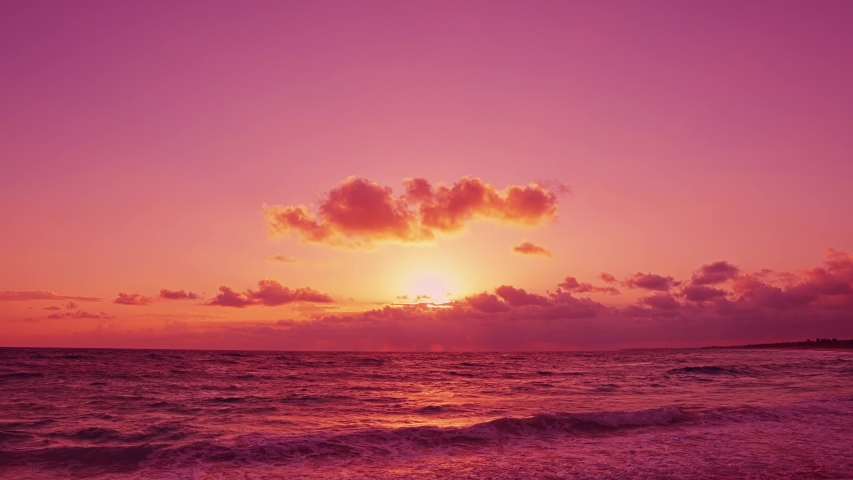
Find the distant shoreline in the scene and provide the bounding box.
[703,338,853,350]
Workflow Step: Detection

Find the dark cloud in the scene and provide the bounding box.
[512,241,553,257]
[43,306,61,311]
[465,293,511,313]
[207,279,334,308]
[65,302,78,310]
[494,285,551,307]
[264,176,560,249]
[623,273,680,292]
[0,290,102,302]
[207,286,254,308]
[252,279,335,306]
[159,289,199,300]
[114,293,153,306]
[691,261,740,285]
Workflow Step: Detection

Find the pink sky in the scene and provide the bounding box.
[2,1,852,350]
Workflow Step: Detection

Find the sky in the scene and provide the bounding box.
[2,0,853,350]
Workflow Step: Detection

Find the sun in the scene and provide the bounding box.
[404,270,457,303]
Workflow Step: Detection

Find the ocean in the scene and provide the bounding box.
[1,347,852,479]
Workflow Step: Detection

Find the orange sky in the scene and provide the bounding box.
[2,1,853,349]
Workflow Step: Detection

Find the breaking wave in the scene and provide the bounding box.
[0,406,685,473]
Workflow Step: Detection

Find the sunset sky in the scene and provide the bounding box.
[2,1,853,350]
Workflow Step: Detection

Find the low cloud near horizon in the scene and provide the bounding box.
[7,248,853,351]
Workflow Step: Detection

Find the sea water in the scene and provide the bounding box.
[1,348,852,479]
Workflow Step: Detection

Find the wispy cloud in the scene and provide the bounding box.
[268,254,301,264]
[512,241,553,257]
[0,291,102,302]
[46,311,113,320]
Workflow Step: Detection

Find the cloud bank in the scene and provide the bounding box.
[264,176,561,249]
[8,249,853,351]
[230,248,848,350]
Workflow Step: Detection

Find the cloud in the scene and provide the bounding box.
[465,293,511,313]
[43,306,61,311]
[599,273,618,284]
[159,289,199,300]
[252,279,335,306]
[206,286,254,308]
[622,273,680,292]
[691,261,740,285]
[536,180,573,195]
[264,176,561,249]
[9,248,853,351]
[558,277,620,295]
[11,249,853,351]
[114,293,153,305]
[268,254,301,264]
[207,279,335,308]
[65,302,78,310]
[46,311,113,320]
[639,293,682,310]
[280,247,852,349]
[494,285,551,307]
[512,241,553,257]
[0,290,102,302]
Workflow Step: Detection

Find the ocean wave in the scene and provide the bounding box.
[2,406,685,473]
[137,406,686,469]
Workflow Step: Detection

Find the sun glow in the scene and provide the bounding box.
[403,270,457,303]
